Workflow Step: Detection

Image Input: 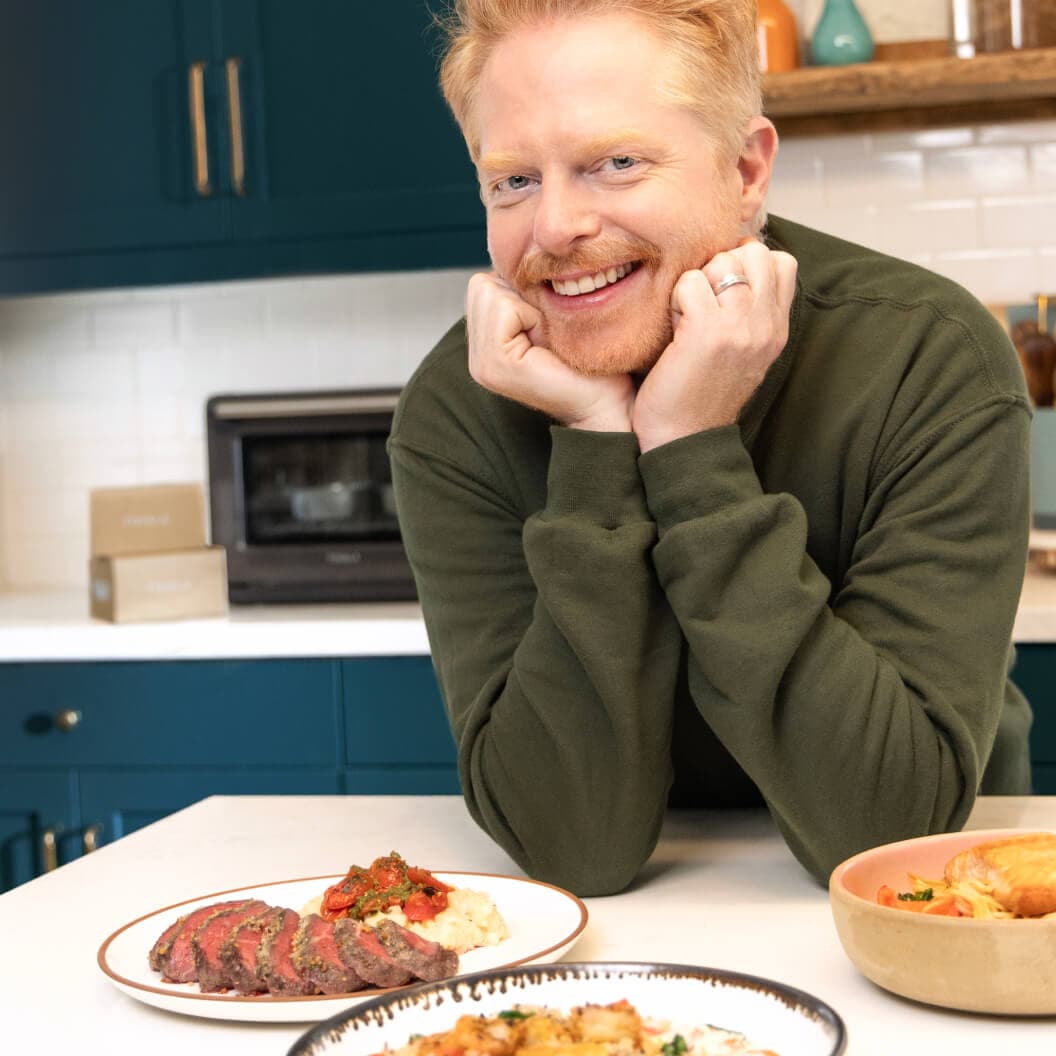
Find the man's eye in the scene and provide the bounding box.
[608,156,637,171]
[497,174,533,193]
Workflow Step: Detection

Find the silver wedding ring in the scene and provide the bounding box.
[713,273,750,295]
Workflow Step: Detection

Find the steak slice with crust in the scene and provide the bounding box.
[192,899,270,992]
[333,919,413,988]
[292,913,368,995]
[148,917,183,973]
[259,908,318,995]
[156,900,257,983]
[372,918,459,982]
[220,905,286,994]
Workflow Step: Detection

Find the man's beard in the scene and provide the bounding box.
[509,231,715,377]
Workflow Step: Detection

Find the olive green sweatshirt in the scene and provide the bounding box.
[388,215,1033,895]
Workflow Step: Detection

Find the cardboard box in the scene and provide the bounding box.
[90,483,206,558]
[89,547,228,624]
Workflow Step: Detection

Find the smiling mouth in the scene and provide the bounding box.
[547,261,642,297]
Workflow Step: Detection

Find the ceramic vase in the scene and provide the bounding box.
[811,0,875,65]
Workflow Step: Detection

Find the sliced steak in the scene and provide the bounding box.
[220,905,286,994]
[157,900,257,983]
[372,919,459,983]
[192,899,270,992]
[291,913,368,995]
[333,919,414,989]
[259,908,317,995]
[148,916,183,973]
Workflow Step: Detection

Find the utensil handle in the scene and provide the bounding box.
[83,824,103,854]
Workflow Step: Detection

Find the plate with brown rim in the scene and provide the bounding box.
[97,871,588,1023]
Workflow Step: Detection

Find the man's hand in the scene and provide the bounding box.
[632,240,798,453]
[466,272,635,432]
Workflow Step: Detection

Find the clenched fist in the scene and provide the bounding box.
[465,272,635,432]
[633,239,798,453]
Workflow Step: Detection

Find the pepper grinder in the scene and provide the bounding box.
[811,0,875,65]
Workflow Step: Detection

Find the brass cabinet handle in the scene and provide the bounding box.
[189,60,212,196]
[83,824,103,854]
[225,57,246,196]
[41,828,58,872]
[54,708,81,732]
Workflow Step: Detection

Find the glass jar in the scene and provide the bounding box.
[972,0,1056,52]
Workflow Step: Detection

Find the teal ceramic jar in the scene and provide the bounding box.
[811,0,875,65]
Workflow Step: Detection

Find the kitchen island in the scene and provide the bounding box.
[0,794,1053,1054]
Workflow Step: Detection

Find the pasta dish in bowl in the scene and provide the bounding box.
[829,828,1056,1013]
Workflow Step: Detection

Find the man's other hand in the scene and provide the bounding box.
[632,240,797,453]
[466,272,635,432]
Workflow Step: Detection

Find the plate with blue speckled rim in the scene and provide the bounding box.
[287,961,847,1056]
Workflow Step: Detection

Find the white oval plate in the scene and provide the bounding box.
[97,872,588,1023]
[289,962,847,1056]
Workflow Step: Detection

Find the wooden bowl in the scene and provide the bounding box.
[829,828,1056,1014]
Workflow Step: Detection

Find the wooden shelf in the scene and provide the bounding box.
[763,47,1056,136]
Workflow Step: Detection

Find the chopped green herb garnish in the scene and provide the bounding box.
[498,1009,534,1021]
[662,1035,688,1056]
[897,888,934,902]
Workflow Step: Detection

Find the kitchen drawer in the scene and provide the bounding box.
[341,657,457,766]
[0,660,340,767]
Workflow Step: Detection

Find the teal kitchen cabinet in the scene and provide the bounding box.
[1012,645,1056,793]
[342,657,460,793]
[0,0,485,295]
[0,655,456,892]
[0,1,228,260]
[0,772,80,892]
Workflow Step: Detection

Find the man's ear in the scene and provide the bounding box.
[737,116,778,224]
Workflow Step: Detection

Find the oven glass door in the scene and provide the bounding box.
[241,430,398,544]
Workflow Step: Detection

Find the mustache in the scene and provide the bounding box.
[510,235,663,290]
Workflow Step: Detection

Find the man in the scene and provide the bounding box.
[388,0,1033,895]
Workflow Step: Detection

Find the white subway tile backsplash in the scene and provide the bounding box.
[2,120,1055,588]
[1031,144,1056,193]
[925,146,1030,198]
[981,195,1056,250]
[872,199,980,256]
[1040,249,1056,293]
[93,301,177,346]
[868,127,974,153]
[928,249,1040,303]
[978,121,1056,145]
[824,152,925,208]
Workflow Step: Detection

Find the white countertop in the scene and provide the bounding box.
[2,794,1053,1055]
[0,589,431,660]
[4,562,1056,661]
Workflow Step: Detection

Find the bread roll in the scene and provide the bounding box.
[945,832,1056,917]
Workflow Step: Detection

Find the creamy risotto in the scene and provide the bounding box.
[302,886,508,955]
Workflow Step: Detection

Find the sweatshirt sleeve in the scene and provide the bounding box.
[639,394,1031,882]
[389,411,682,896]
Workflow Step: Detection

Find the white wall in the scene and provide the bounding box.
[2,117,1055,591]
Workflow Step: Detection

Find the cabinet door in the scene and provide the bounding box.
[0,772,79,893]
[79,767,341,847]
[342,657,457,764]
[1012,645,1056,793]
[0,0,228,257]
[0,660,340,768]
[220,0,485,265]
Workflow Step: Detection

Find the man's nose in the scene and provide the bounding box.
[532,178,602,256]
